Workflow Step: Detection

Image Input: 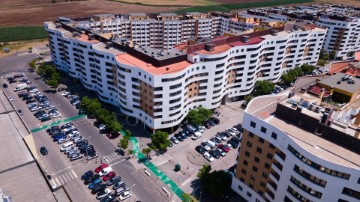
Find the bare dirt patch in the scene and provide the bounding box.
[0,39,47,58]
[0,0,182,26]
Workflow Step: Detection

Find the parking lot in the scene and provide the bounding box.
[0,55,169,202]
[147,102,245,194]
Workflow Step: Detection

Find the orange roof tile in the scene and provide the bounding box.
[77,34,100,44]
[355,52,360,61]
[329,62,349,74]
[116,53,191,75]
[196,44,232,55]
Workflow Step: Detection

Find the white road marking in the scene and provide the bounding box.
[71,170,77,178]
[156,160,168,166]
[58,176,64,184]
[109,159,125,167]
[51,166,71,175]
[181,177,192,186]
[105,158,110,163]
[54,178,61,186]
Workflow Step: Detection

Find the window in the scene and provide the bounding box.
[255,157,260,163]
[251,175,256,180]
[253,166,258,172]
[342,188,360,200]
[238,185,243,191]
[264,163,270,169]
[241,169,247,174]
[260,181,266,187]
[267,153,273,159]
[249,132,254,138]
[250,121,256,128]
[247,141,252,148]
[247,192,252,197]
[256,147,262,154]
[261,126,267,133]
[245,151,250,157]
[269,143,275,149]
[271,132,277,140]
[290,176,322,199]
[243,160,248,166]
[262,172,268,178]
[259,137,264,143]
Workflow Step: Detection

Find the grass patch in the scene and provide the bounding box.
[175,0,314,14]
[0,26,47,42]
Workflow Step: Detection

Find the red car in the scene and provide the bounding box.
[102,171,116,181]
[95,163,109,173]
[218,144,230,153]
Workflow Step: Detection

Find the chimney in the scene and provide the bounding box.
[317,88,325,105]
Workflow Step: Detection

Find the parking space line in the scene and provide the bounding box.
[49,179,56,187]
[58,176,64,184]
[54,178,61,186]
[62,174,68,183]
[68,172,75,180]
[105,158,110,163]
[71,170,77,178]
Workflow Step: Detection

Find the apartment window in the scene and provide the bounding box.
[255,157,260,163]
[249,132,254,138]
[241,169,247,174]
[258,137,264,143]
[267,153,273,159]
[250,121,256,128]
[260,181,266,187]
[358,177,360,184]
[238,185,243,191]
[245,151,250,157]
[262,172,268,178]
[269,143,275,149]
[243,160,248,166]
[342,188,360,200]
[247,192,252,198]
[261,127,267,133]
[293,165,327,187]
[240,177,245,182]
[264,163,270,169]
[256,147,262,154]
[253,166,258,172]
[246,141,252,148]
[290,176,322,199]
[271,132,277,140]
[287,186,312,202]
[251,175,256,181]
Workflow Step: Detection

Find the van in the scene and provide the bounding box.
[60,142,74,151]
[99,167,113,176]
[14,83,28,92]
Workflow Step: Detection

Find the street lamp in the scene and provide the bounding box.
[199,191,202,202]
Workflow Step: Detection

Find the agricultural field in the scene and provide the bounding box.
[111,0,270,6]
[0,26,47,42]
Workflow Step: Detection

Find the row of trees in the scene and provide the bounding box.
[186,106,213,125]
[80,96,122,133]
[281,64,315,85]
[36,63,61,88]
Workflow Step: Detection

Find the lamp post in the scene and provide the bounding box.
[199,191,202,202]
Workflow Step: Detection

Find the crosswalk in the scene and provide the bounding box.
[49,170,78,188]
[103,152,123,163]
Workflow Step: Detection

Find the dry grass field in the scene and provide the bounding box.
[111,0,270,6]
[0,0,182,26]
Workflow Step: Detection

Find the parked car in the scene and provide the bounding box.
[70,153,83,161]
[174,133,184,142]
[195,145,206,154]
[95,164,109,173]
[209,117,220,124]
[106,176,121,186]
[17,109,23,115]
[81,170,94,180]
[170,136,179,144]
[216,148,226,157]
[2,83,8,88]
[119,191,131,201]
[96,189,111,200]
[84,174,100,185]
[57,138,68,144]
[112,181,125,190]
[115,186,130,196]
[115,149,125,156]
[218,144,230,153]
[102,171,116,181]
[100,194,116,202]
[210,150,221,159]
[88,178,102,189]
[40,146,48,155]
[203,152,214,162]
[201,142,211,151]
[91,184,107,194]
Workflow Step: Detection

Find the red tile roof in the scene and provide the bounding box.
[309,86,331,98]
[228,36,263,47]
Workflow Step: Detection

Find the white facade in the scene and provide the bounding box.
[45,21,325,130]
[232,102,360,202]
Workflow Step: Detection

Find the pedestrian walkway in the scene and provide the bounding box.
[103,152,123,164]
[30,114,86,133]
[122,131,185,201]
[49,170,78,189]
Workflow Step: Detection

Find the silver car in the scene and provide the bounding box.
[57,138,68,144]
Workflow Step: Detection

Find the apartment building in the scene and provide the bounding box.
[45,16,325,130]
[231,76,360,202]
[247,4,360,59]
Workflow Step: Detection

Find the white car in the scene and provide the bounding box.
[51,113,61,118]
[57,138,68,144]
[8,96,13,102]
[30,106,42,112]
[29,89,38,93]
[201,142,211,151]
[203,152,214,162]
[225,129,236,136]
[61,91,70,96]
[170,137,179,144]
[99,124,106,131]
[217,148,226,157]
[62,126,75,132]
[119,191,131,201]
[96,188,111,200]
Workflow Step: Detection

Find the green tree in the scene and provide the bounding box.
[200,170,232,198]
[125,129,132,137]
[182,193,198,202]
[28,59,36,69]
[187,107,213,125]
[300,64,315,75]
[197,165,212,179]
[142,147,152,157]
[253,80,274,96]
[244,95,253,102]
[120,138,129,149]
[317,59,326,67]
[319,48,325,60]
[329,50,336,60]
[150,130,170,151]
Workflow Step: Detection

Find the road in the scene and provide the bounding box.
[0,51,167,202]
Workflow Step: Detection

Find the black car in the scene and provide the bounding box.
[61,123,73,129]
[84,174,100,185]
[76,139,88,147]
[41,116,51,122]
[40,146,48,155]
[209,117,220,124]
[195,145,206,154]
[2,83,8,88]
[227,140,239,148]
[174,133,184,142]
[47,126,59,133]
[91,184,106,194]
[209,150,220,159]
[22,96,33,101]
[179,131,188,139]
[100,194,116,202]
[9,79,16,83]
[210,137,220,145]
[81,170,94,180]
[115,149,125,156]
[112,181,125,190]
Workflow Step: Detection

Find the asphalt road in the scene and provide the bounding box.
[0,51,166,202]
